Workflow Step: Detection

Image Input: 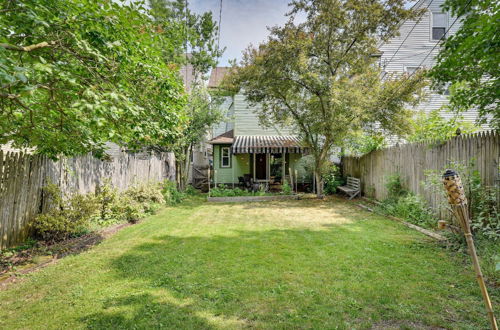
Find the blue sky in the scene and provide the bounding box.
[190,0,293,67]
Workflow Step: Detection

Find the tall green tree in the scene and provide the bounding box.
[225,0,427,197]
[172,85,224,191]
[430,0,499,130]
[149,0,225,190]
[0,0,186,158]
[148,0,224,77]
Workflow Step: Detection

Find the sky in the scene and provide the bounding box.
[189,0,294,67]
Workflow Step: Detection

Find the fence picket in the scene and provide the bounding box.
[0,149,175,249]
[343,131,499,220]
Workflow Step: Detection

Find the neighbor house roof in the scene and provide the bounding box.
[208,129,234,144]
[232,135,308,154]
[208,67,230,88]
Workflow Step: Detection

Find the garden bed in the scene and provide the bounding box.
[207,194,299,203]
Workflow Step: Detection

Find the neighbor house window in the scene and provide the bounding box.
[432,12,447,40]
[405,66,420,75]
[220,146,231,168]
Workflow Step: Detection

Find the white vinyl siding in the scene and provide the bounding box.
[233,94,295,136]
[378,0,487,128]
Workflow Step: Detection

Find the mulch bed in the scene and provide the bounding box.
[0,222,131,289]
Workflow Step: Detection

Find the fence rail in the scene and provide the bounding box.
[0,150,175,249]
[342,131,499,219]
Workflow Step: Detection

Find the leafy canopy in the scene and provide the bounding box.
[429,0,499,130]
[225,0,427,195]
[0,0,186,158]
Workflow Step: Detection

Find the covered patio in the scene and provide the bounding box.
[209,132,309,189]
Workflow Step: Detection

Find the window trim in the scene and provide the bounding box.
[431,12,448,41]
[404,66,421,75]
[220,146,231,168]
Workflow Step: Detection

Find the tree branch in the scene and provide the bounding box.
[0,42,51,52]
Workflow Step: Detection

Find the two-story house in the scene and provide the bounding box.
[208,69,308,187]
[378,0,484,127]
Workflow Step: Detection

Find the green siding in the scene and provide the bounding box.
[213,145,250,185]
[213,145,304,184]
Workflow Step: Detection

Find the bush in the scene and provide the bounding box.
[282,181,292,195]
[32,184,98,242]
[379,194,436,228]
[125,183,165,204]
[323,164,344,195]
[376,174,436,228]
[424,160,499,240]
[94,180,120,225]
[162,180,185,204]
[209,184,273,197]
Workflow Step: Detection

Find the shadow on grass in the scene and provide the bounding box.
[81,220,488,329]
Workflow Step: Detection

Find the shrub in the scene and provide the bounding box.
[379,194,436,228]
[424,160,499,240]
[376,174,436,228]
[209,184,272,197]
[323,164,344,195]
[385,173,407,199]
[32,184,98,242]
[282,181,292,195]
[94,180,120,225]
[125,183,165,204]
[162,180,185,204]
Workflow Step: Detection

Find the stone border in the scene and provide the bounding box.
[207,195,299,203]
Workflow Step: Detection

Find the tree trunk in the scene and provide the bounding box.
[315,171,324,198]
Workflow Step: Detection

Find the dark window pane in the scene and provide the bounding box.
[432,27,446,40]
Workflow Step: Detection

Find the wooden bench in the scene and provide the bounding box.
[338,177,361,200]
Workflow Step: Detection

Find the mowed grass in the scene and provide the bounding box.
[0,197,498,329]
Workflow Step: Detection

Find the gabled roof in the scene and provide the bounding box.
[208,129,234,144]
[208,67,230,88]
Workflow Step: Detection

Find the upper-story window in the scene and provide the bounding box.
[405,66,421,75]
[220,146,231,168]
[432,12,448,40]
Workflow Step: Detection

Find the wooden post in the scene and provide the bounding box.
[295,169,298,194]
[208,166,211,195]
[443,170,498,330]
[253,153,256,182]
[232,155,235,189]
[289,167,293,191]
[282,150,286,184]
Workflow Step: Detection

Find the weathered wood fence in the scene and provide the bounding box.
[343,131,499,219]
[0,149,175,249]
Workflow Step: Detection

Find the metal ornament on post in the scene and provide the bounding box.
[442,169,498,330]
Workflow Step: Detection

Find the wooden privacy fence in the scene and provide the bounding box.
[0,149,175,249]
[343,131,499,219]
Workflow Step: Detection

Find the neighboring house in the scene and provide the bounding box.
[378,0,486,128]
[208,68,309,187]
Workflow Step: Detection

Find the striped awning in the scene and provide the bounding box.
[232,135,308,154]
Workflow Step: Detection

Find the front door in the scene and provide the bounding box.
[255,153,267,180]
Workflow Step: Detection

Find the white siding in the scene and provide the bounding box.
[212,96,234,137]
[233,93,295,136]
[379,0,486,127]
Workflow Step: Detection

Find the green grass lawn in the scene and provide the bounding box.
[0,197,498,329]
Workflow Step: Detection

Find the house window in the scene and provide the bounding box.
[220,146,231,168]
[405,66,420,75]
[432,12,447,40]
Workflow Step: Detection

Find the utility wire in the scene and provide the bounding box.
[384,2,470,98]
[184,0,189,90]
[381,0,435,79]
[214,0,223,84]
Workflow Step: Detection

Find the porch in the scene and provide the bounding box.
[210,134,309,189]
